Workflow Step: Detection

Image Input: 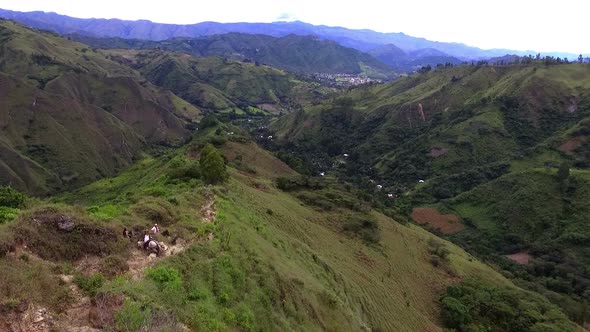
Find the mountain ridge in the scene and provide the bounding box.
[0,8,580,60]
[69,32,395,78]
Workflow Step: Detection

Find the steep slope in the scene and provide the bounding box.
[0,125,576,331]
[72,33,394,78]
[273,64,590,187]
[0,8,571,59]
[271,62,590,324]
[104,49,334,113]
[0,20,200,194]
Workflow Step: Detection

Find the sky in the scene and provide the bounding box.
[0,0,588,54]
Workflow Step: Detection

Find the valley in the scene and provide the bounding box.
[0,13,589,332]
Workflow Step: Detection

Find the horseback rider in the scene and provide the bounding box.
[151,223,160,234]
[143,230,151,250]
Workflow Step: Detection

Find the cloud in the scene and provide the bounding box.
[276,12,297,21]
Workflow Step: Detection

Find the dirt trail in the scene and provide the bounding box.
[56,275,101,332]
[5,191,218,332]
[200,188,217,223]
[126,189,217,279]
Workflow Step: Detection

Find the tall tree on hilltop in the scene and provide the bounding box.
[200,143,228,184]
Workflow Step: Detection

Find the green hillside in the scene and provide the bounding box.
[270,63,590,324]
[0,17,588,332]
[273,64,590,188]
[445,168,590,323]
[0,20,200,195]
[72,33,395,79]
[104,49,332,114]
[0,123,577,331]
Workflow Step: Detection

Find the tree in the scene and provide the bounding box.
[440,296,472,328]
[199,114,219,129]
[199,144,228,184]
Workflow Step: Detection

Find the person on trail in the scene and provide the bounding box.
[151,223,160,234]
[143,230,150,250]
[123,227,131,238]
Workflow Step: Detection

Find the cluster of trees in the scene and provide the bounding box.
[167,143,227,185]
[418,53,589,73]
[441,279,576,331]
[488,53,589,66]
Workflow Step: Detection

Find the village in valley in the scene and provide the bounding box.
[306,72,382,87]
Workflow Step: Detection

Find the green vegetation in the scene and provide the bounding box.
[104,49,333,114]
[0,120,532,330]
[0,186,26,208]
[74,273,105,297]
[0,20,199,195]
[199,144,228,184]
[75,33,394,78]
[448,169,590,323]
[441,279,576,332]
[268,63,590,327]
[1,15,589,332]
[0,186,26,223]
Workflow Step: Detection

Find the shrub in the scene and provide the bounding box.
[276,176,324,191]
[0,186,26,208]
[343,215,380,243]
[0,259,71,312]
[74,273,105,297]
[200,114,219,129]
[200,144,228,184]
[115,300,152,332]
[146,266,182,291]
[0,206,19,224]
[167,158,200,181]
[132,198,179,226]
[428,238,450,265]
[99,255,129,277]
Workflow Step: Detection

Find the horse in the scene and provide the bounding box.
[137,239,166,256]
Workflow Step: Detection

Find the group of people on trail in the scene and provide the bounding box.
[122,223,160,250]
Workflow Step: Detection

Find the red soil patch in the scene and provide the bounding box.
[429,147,449,158]
[558,137,584,154]
[411,208,463,234]
[505,252,532,265]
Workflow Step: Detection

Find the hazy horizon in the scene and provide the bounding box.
[1,0,588,54]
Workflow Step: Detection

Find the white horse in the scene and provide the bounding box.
[137,239,167,256]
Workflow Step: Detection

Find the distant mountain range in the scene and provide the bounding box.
[70,33,394,78]
[0,8,580,63]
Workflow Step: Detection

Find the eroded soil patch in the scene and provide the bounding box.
[411,208,463,234]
